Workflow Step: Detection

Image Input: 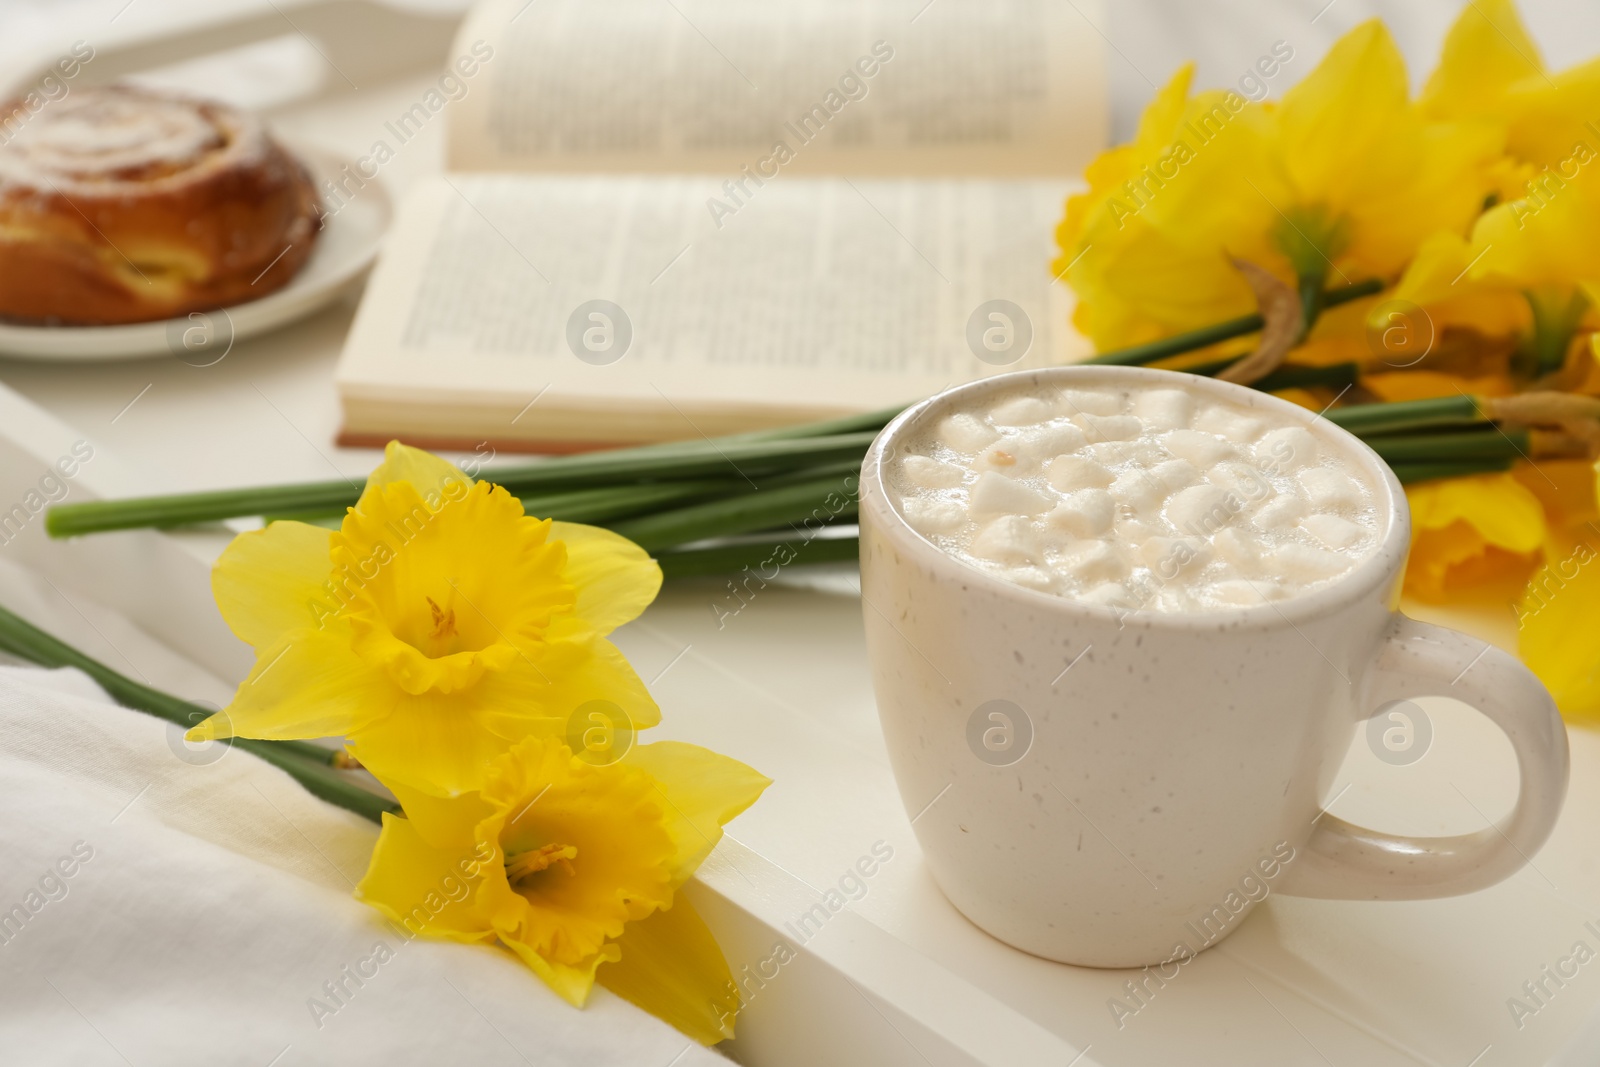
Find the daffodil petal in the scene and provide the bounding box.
[1408,473,1547,553]
[598,895,739,1045]
[547,521,663,638]
[475,638,662,742]
[503,937,618,1008]
[355,813,497,944]
[386,779,496,849]
[623,741,770,887]
[211,521,334,648]
[1403,473,1548,600]
[365,440,472,500]
[347,697,521,797]
[1421,0,1544,121]
[188,625,392,742]
[1520,541,1600,720]
[1278,20,1409,203]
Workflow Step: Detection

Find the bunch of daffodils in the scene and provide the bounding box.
[1054,0,1600,723]
[191,443,769,1043]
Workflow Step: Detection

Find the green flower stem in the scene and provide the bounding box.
[1324,394,1485,436]
[1178,358,1360,392]
[267,478,736,528]
[657,533,861,580]
[224,737,396,823]
[1362,428,1528,465]
[0,601,333,765]
[1294,265,1331,342]
[1081,278,1383,367]
[0,602,396,823]
[1521,287,1591,378]
[1391,458,1513,483]
[612,472,859,553]
[737,405,906,442]
[46,433,879,538]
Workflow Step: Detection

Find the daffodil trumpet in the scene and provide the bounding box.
[356,735,768,1044]
[0,600,398,822]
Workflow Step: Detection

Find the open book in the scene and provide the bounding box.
[335,0,1106,450]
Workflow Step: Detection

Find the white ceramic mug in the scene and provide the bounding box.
[858,365,1570,968]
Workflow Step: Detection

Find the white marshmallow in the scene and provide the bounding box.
[1160,429,1235,467]
[1000,565,1057,593]
[1045,489,1116,537]
[1089,440,1167,467]
[969,471,1053,516]
[1058,389,1123,417]
[1075,413,1143,443]
[970,515,1041,563]
[1299,513,1368,551]
[1149,459,1200,491]
[1251,494,1305,531]
[1046,454,1114,491]
[1297,467,1365,511]
[1055,539,1126,583]
[1115,517,1159,542]
[1256,426,1318,473]
[1132,389,1194,430]
[1209,460,1275,504]
[1138,536,1212,576]
[901,497,967,536]
[1152,585,1198,613]
[975,441,1023,472]
[1166,483,1238,534]
[1205,579,1283,606]
[990,396,1055,426]
[1080,581,1135,609]
[1265,542,1348,583]
[1211,527,1262,570]
[900,455,966,489]
[1111,469,1167,514]
[939,412,998,453]
[1195,405,1265,443]
[1010,422,1089,464]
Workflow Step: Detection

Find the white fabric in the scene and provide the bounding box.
[0,664,726,1066]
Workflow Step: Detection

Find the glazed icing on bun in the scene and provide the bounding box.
[0,85,321,325]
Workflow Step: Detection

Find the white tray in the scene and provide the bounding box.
[2,2,1598,1064]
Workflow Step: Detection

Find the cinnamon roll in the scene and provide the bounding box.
[0,85,321,326]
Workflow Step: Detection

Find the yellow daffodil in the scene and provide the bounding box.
[1420,0,1600,180]
[1518,458,1600,722]
[189,442,663,797]
[1055,20,1500,351]
[1392,0,1600,376]
[1403,471,1547,599]
[1361,369,1515,404]
[356,735,769,1043]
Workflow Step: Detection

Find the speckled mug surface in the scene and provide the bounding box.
[858,366,1570,968]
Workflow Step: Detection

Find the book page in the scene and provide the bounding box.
[447,0,1106,178]
[337,172,1084,446]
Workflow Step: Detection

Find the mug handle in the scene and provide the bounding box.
[1280,615,1569,900]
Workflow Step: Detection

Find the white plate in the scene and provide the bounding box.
[0,144,391,362]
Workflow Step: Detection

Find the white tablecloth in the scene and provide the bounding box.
[0,559,725,1067]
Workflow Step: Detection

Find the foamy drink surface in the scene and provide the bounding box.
[887,384,1382,612]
